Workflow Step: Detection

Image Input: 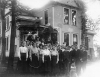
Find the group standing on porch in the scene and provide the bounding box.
[17,37,87,76]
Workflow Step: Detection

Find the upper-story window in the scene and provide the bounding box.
[72,10,76,26]
[44,10,48,24]
[85,37,89,50]
[6,36,9,50]
[6,16,9,30]
[64,8,69,24]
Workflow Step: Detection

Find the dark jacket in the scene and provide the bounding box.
[80,51,87,62]
[70,49,76,63]
[63,51,70,62]
[58,49,64,61]
[74,49,81,62]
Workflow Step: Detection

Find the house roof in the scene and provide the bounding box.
[87,30,96,35]
[55,0,78,8]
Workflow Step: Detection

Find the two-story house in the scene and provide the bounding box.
[4,0,94,57]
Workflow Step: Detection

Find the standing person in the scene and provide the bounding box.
[41,38,45,45]
[80,46,87,73]
[69,45,76,72]
[74,45,82,77]
[51,46,59,75]
[18,41,28,73]
[29,43,40,74]
[42,45,51,73]
[36,37,41,47]
[26,41,31,73]
[58,46,65,73]
[63,46,71,73]
[38,44,44,73]
[63,42,66,47]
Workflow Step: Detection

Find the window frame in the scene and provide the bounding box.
[85,37,89,50]
[6,15,10,31]
[6,36,9,51]
[64,32,70,46]
[73,34,78,45]
[71,9,77,26]
[63,7,70,25]
[44,9,48,24]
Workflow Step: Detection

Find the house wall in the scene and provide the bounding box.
[5,14,11,57]
[53,5,82,48]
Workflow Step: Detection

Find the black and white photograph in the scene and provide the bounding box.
[0,0,100,77]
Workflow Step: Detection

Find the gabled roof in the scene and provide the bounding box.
[55,0,78,8]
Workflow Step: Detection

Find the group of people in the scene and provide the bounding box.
[17,39,87,76]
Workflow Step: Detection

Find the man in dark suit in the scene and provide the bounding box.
[58,46,64,71]
[69,45,76,72]
[63,46,71,73]
[80,46,87,72]
[74,45,82,76]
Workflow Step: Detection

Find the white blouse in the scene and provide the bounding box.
[18,46,28,59]
[30,46,39,54]
[51,50,58,56]
[42,49,51,62]
[42,49,51,55]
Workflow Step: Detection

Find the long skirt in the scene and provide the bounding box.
[30,54,39,68]
[20,53,27,72]
[51,55,57,71]
[29,54,40,73]
[43,55,51,72]
[38,54,43,73]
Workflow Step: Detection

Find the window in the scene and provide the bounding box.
[6,16,9,30]
[64,33,69,46]
[85,37,89,50]
[73,34,78,45]
[72,10,76,26]
[44,10,48,24]
[51,33,57,44]
[64,8,69,24]
[6,37,9,50]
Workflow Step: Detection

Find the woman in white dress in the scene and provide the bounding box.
[51,46,59,74]
[29,43,40,69]
[18,41,28,73]
[42,45,51,72]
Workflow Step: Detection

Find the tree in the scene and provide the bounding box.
[0,0,8,64]
[81,15,87,45]
[7,0,16,71]
[0,0,16,71]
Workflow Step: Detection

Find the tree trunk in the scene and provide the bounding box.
[0,0,6,65]
[7,0,16,71]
